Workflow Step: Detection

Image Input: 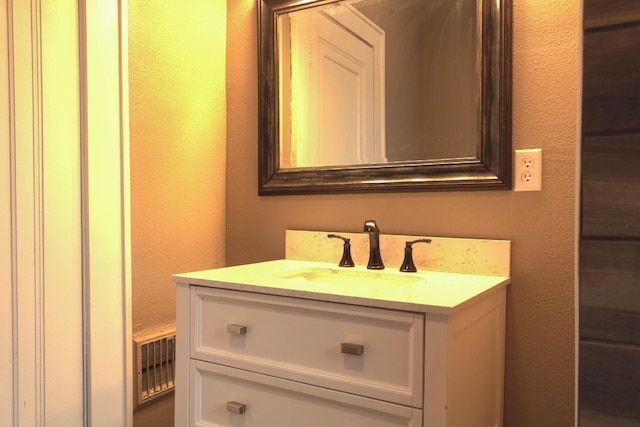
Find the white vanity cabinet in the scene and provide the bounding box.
[185,287,423,426]
[174,259,509,427]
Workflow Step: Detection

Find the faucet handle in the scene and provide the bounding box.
[399,239,432,272]
[327,234,355,267]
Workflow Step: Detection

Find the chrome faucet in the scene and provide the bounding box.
[363,220,384,270]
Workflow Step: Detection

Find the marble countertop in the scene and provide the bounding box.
[173,259,510,315]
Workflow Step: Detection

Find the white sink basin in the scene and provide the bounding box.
[272,267,425,287]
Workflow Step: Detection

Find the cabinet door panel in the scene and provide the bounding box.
[583,25,640,134]
[579,341,640,423]
[581,135,640,238]
[584,0,640,29]
[191,360,422,427]
[580,240,640,345]
[192,287,424,407]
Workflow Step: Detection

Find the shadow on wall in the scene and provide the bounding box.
[133,393,174,427]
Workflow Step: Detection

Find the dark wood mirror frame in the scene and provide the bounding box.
[258,0,511,195]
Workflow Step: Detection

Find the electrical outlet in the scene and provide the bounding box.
[514,149,542,191]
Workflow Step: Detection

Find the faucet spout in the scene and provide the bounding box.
[363,220,384,270]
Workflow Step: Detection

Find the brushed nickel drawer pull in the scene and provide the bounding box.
[226,401,246,414]
[341,342,364,356]
[227,324,247,335]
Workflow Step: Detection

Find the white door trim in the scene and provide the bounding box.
[1,0,132,425]
[0,0,14,423]
[80,0,132,425]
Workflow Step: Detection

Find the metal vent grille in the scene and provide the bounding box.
[134,331,176,407]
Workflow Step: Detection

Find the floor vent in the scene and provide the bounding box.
[134,330,176,407]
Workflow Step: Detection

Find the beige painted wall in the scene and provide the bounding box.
[227,1,579,425]
[129,0,227,337]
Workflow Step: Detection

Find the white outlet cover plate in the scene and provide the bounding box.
[514,148,542,191]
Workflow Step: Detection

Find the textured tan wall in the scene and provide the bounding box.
[226,1,579,425]
[129,0,227,337]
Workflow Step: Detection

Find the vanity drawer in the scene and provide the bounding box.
[191,286,424,407]
[191,360,422,427]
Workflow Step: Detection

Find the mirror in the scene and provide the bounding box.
[259,0,511,195]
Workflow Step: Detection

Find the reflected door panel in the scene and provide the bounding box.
[281,5,385,168]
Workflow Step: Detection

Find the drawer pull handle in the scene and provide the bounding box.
[226,401,246,414]
[227,324,247,335]
[341,342,364,356]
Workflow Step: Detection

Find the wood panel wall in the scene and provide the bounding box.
[580,0,640,424]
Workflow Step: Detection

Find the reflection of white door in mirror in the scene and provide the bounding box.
[280,5,385,168]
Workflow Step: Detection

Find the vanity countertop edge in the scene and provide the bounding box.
[172,259,510,316]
